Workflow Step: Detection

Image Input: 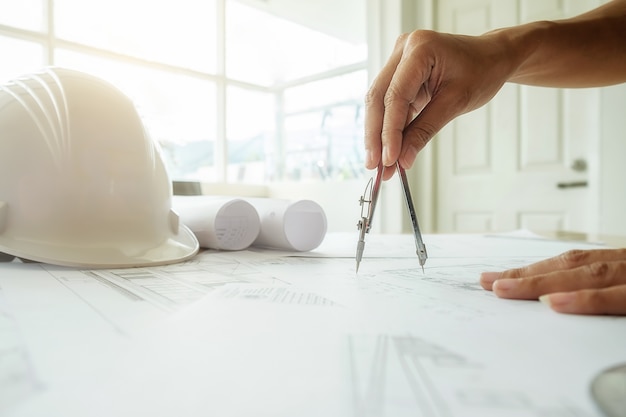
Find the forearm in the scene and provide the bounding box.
[492,0,626,88]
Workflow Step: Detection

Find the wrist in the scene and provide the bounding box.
[485,20,556,84]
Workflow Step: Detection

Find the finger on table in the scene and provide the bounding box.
[539,284,626,315]
[480,248,626,290]
[489,260,626,299]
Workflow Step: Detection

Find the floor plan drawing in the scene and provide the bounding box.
[1,233,623,417]
[0,291,42,414]
[347,333,592,417]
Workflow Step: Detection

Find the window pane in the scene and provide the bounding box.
[284,70,368,113]
[284,103,365,181]
[54,0,217,72]
[282,70,367,181]
[226,0,367,86]
[55,50,217,181]
[0,0,45,31]
[227,86,276,182]
[0,37,44,83]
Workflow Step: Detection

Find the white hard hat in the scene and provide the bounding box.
[0,67,199,268]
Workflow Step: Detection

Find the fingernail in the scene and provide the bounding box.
[493,278,518,292]
[365,149,373,168]
[382,147,391,166]
[480,272,501,286]
[538,294,552,307]
[403,145,418,167]
[539,292,576,309]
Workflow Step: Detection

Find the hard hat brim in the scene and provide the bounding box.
[0,223,199,269]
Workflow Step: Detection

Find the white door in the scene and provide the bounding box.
[435,0,599,233]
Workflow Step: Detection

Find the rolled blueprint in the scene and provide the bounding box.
[173,196,261,251]
[246,198,327,252]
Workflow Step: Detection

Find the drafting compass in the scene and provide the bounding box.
[356,161,427,273]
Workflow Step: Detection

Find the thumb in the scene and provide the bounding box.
[399,92,464,168]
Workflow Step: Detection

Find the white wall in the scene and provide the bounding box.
[598,84,626,236]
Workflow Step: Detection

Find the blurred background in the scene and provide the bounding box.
[1,0,624,237]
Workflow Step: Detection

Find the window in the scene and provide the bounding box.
[0,0,367,184]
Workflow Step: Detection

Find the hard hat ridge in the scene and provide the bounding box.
[1,70,72,170]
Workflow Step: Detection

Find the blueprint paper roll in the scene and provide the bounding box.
[173,196,261,251]
[247,198,327,251]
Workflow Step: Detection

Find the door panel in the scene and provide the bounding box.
[520,88,563,169]
[436,0,598,233]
